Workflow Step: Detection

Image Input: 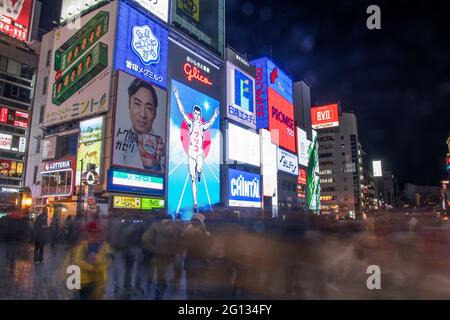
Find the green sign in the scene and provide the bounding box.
[141,198,165,210]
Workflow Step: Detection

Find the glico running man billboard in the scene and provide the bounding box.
[307,130,320,211]
[168,80,220,219]
[115,1,169,89]
[45,1,117,126]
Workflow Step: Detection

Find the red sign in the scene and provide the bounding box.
[268,87,296,153]
[298,168,307,185]
[0,106,29,128]
[184,63,212,86]
[0,0,33,42]
[311,104,339,130]
[0,107,8,123]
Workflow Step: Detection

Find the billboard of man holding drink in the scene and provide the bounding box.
[113,72,166,174]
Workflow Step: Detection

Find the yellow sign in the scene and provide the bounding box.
[178,0,200,22]
[113,196,141,209]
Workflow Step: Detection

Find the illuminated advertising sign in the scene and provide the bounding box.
[298,168,307,185]
[41,157,76,197]
[0,0,33,42]
[277,148,298,176]
[252,58,269,128]
[0,133,12,150]
[76,117,104,185]
[115,2,169,89]
[45,2,116,126]
[447,156,450,171]
[19,136,26,152]
[113,71,167,175]
[112,195,165,210]
[311,103,339,130]
[307,130,320,211]
[269,88,296,153]
[266,59,293,103]
[168,39,221,99]
[373,160,383,177]
[261,129,278,213]
[228,169,261,208]
[43,160,71,172]
[167,79,220,220]
[226,122,260,167]
[226,61,256,129]
[0,106,28,128]
[297,127,308,167]
[108,168,164,196]
[130,0,169,22]
[0,159,23,178]
[171,0,225,57]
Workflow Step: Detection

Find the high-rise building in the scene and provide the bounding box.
[317,112,361,218]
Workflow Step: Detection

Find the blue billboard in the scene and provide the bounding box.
[266,58,293,103]
[115,1,169,88]
[167,80,221,220]
[108,168,165,196]
[228,169,261,208]
[251,58,269,129]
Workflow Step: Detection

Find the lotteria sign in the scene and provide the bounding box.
[311,104,339,130]
[115,1,169,88]
[228,169,261,208]
[44,160,72,172]
[108,168,164,196]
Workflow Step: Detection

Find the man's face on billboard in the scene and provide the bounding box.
[129,87,156,134]
[193,109,201,122]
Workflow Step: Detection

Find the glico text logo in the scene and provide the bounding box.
[184,56,212,86]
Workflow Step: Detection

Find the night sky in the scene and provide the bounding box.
[225,0,450,187]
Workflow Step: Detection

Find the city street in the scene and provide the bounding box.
[2,214,450,300]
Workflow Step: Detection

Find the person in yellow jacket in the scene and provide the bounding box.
[72,220,111,300]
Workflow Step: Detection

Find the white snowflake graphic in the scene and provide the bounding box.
[131,25,160,66]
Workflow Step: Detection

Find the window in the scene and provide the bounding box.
[321,160,334,166]
[320,169,333,175]
[6,59,21,76]
[320,178,334,184]
[41,170,73,197]
[0,56,7,72]
[33,166,38,184]
[39,105,45,124]
[319,153,333,159]
[35,137,41,153]
[60,134,78,156]
[42,76,48,95]
[319,144,333,151]
[344,186,348,191]
[46,50,52,67]
[20,64,34,80]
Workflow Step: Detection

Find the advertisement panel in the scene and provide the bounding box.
[277,148,298,176]
[261,129,277,197]
[0,106,29,128]
[171,0,225,57]
[298,168,307,185]
[40,158,76,197]
[269,88,296,153]
[311,103,339,130]
[112,195,165,210]
[0,0,33,42]
[373,160,383,177]
[297,127,308,167]
[226,61,256,128]
[42,136,58,160]
[60,0,108,22]
[45,2,116,126]
[130,0,169,22]
[447,156,450,171]
[76,117,104,185]
[167,79,220,219]
[168,38,221,99]
[266,58,293,103]
[113,71,167,175]
[228,169,261,208]
[252,58,269,129]
[307,130,320,211]
[0,159,23,178]
[108,168,164,196]
[0,133,12,150]
[226,122,260,167]
[115,2,169,89]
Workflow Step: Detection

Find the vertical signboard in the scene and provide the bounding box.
[45,2,116,126]
[297,127,308,167]
[307,130,320,211]
[76,116,104,185]
[115,2,169,89]
[373,160,383,177]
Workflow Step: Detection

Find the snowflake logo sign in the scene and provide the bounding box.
[131,25,160,66]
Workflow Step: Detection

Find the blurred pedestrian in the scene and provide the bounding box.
[64,216,75,244]
[409,214,418,234]
[73,220,111,300]
[33,208,48,264]
[50,213,60,249]
[181,213,212,300]
[142,211,178,300]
